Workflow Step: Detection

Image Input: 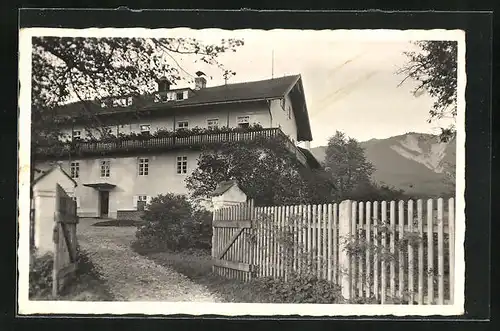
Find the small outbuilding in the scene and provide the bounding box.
[211,180,247,210]
[31,165,77,254]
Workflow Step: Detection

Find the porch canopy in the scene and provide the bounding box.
[83,183,116,191]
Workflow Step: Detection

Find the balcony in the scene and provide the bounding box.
[34,128,309,166]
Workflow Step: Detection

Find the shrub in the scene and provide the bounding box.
[132,193,213,253]
[29,251,54,298]
[251,274,343,304]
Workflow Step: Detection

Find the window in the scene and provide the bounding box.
[70,161,79,178]
[138,157,149,176]
[100,160,110,178]
[72,130,81,140]
[177,121,189,129]
[140,124,151,134]
[237,115,250,128]
[280,98,286,110]
[176,92,184,100]
[207,118,219,130]
[176,156,187,174]
[136,195,148,211]
[287,105,292,119]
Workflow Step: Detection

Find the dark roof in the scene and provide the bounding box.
[55,75,313,141]
[31,165,77,187]
[299,147,322,169]
[211,180,241,197]
[83,183,117,190]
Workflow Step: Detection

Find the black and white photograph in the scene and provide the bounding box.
[18,24,466,316]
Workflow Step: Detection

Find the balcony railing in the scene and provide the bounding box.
[35,128,309,166]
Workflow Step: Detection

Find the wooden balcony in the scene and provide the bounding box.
[34,128,309,166]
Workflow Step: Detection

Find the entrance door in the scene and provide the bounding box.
[99,191,109,218]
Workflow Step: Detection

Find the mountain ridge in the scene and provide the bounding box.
[309,132,456,197]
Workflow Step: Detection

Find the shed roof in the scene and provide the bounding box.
[211,180,241,197]
[31,164,77,187]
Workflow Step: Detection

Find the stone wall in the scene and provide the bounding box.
[116,210,144,222]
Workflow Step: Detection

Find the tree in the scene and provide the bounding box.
[31,36,244,144]
[185,136,337,206]
[397,41,458,142]
[323,131,375,199]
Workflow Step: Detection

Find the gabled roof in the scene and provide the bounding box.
[211,180,241,197]
[31,164,77,187]
[54,75,313,141]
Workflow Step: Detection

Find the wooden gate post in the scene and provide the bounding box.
[338,200,353,301]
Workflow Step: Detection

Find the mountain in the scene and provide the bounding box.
[309,132,456,197]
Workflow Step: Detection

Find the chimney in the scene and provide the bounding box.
[157,77,171,92]
[194,76,207,90]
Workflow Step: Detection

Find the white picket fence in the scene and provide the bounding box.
[212,198,455,305]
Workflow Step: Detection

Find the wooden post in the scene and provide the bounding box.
[338,200,352,301]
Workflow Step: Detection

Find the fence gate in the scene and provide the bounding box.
[52,184,79,296]
[212,200,255,281]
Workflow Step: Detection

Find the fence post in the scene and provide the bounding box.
[338,200,352,301]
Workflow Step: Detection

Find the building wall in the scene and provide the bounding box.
[32,168,76,254]
[49,150,202,219]
[269,93,299,143]
[38,100,302,219]
[60,102,274,140]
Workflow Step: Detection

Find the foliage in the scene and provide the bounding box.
[186,135,338,206]
[251,275,343,304]
[397,41,458,142]
[347,181,410,201]
[248,212,343,303]
[323,131,375,199]
[132,193,213,253]
[29,251,54,298]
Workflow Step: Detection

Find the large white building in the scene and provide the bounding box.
[34,74,319,219]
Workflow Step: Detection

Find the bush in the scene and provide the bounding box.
[251,274,343,304]
[132,194,213,253]
[29,251,54,298]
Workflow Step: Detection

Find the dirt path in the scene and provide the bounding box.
[77,218,222,302]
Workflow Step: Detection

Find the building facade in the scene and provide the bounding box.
[34,74,318,219]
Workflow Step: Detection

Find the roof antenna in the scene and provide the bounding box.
[271,49,274,79]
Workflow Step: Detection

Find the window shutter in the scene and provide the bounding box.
[76,197,80,208]
[133,195,138,209]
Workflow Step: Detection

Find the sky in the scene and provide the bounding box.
[165,29,455,147]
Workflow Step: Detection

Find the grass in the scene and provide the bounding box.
[140,249,277,303]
